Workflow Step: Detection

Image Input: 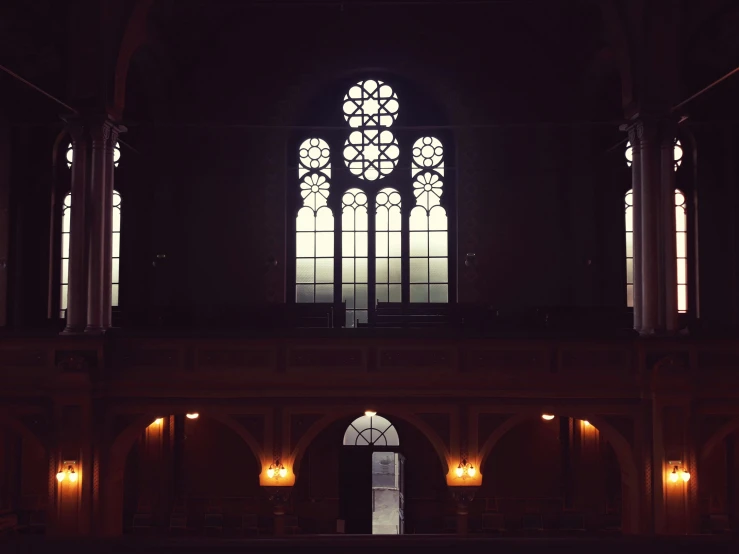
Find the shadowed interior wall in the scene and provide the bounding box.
[700,428,739,523]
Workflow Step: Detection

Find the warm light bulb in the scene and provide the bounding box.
[186,413,199,419]
[583,420,590,426]
[68,470,78,483]
[669,467,679,483]
[267,467,275,479]
[365,410,377,417]
[455,466,464,478]
[56,471,65,482]
[542,414,555,421]
[682,470,691,483]
[279,467,287,478]
[153,418,163,425]
[467,466,476,477]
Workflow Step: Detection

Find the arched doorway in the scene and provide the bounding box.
[340,413,404,535]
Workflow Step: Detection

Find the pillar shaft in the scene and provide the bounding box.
[62,120,88,334]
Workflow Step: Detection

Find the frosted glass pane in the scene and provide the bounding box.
[346,310,356,328]
[429,231,447,256]
[112,284,119,306]
[430,284,448,303]
[342,259,355,282]
[429,206,447,230]
[343,424,359,445]
[316,207,334,231]
[389,232,401,257]
[62,234,70,258]
[677,259,687,284]
[342,232,355,256]
[112,233,121,257]
[61,260,69,284]
[296,259,314,283]
[296,285,314,303]
[112,258,120,284]
[410,208,428,231]
[429,258,448,283]
[356,285,368,309]
[626,284,633,307]
[377,208,389,231]
[62,213,70,233]
[356,232,368,257]
[316,258,333,283]
[389,284,401,302]
[376,285,388,303]
[342,285,355,309]
[389,205,401,231]
[678,285,687,313]
[625,233,633,257]
[315,284,333,303]
[676,232,686,258]
[626,258,633,283]
[343,209,355,231]
[410,232,428,256]
[316,232,334,257]
[410,259,428,283]
[410,285,428,302]
[675,207,686,232]
[376,232,388,257]
[296,232,315,258]
[356,207,368,231]
[356,310,368,326]
[625,206,633,232]
[356,258,368,282]
[112,206,121,232]
[297,208,315,231]
[376,258,388,283]
[60,285,68,310]
[389,259,401,283]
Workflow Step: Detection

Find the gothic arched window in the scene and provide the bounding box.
[60,142,122,317]
[624,139,687,313]
[343,414,399,447]
[292,78,453,327]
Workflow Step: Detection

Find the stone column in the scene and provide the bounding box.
[85,117,113,334]
[449,486,477,535]
[628,124,643,330]
[61,119,89,335]
[660,122,679,333]
[102,127,120,329]
[638,120,661,334]
[263,487,291,536]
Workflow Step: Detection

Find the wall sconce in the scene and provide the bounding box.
[455,458,476,479]
[582,420,591,427]
[267,459,288,480]
[152,418,163,425]
[56,463,78,484]
[668,461,691,483]
[541,414,555,421]
[186,413,199,419]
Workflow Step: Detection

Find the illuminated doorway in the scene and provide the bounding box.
[340,414,405,534]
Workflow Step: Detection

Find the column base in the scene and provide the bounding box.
[60,326,85,336]
[84,325,105,335]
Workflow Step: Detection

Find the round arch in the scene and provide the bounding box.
[701,415,739,462]
[0,413,47,459]
[290,408,450,475]
[478,410,640,535]
[101,410,263,536]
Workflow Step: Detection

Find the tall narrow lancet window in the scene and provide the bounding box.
[61,142,122,317]
[410,137,448,303]
[342,188,369,327]
[624,139,687,313]
[296,138,334,303]
[375,188,402,303]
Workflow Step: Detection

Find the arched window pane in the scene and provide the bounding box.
[410,137,447,303]
[624,188,687,313]
[376,188,402,303]
[60,193,72,317]
[112,190,121,306]
[342,188,368,327]
[625,139,683,171]
[343,415,399,446]
[296,138,334,304]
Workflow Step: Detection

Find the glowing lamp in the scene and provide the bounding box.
[467,466,476,477]
[68,468,78,483]
[456,458,475,479]
[267,459,287,481]
[682,470,691,482]
[56,464,78,484]
[267,467,275,479]
[153,418,163,425]
[541,414,555,421]
[365,410,377,417]
[669,467,679,483]
[455,465,464,478]
[186,413,199,419]
[279,467,287,478]
[668,462,690,484]
[583,420,591,426]
[56,471,65,482]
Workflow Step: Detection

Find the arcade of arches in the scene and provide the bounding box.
[4,0,739,544]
